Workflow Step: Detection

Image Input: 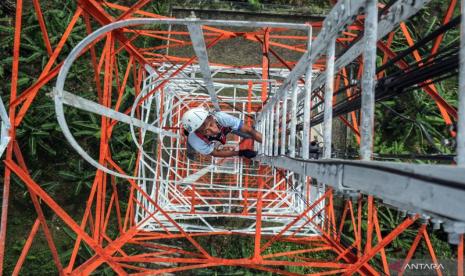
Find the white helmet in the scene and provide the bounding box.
[182,107,210,133]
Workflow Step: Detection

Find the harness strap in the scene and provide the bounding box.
[194,121,231,145]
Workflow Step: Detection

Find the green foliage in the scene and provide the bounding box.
[248,0,261,10]
[171,0,330,15]
[370,1,459,160]
[0,0,139,273]
[192,230,337,275]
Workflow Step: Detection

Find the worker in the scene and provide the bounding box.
[182,107,262,159]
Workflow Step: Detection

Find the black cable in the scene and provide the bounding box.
[308,44,458,126]
[291,48,458,155]
[377,16,460,73]
[379,102,444,153]
[379,0,398,17]
[306,17,460,121]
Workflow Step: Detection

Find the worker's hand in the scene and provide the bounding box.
[219,145,236,151]
[238,150,257,159]
[240,125,262,143]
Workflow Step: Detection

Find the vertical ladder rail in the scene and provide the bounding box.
[323,37,336,159]
[266,111,271,156]
[458,0,465,166]
[268,106,275,156]
[261,115,266,155]
[280,91,289,155]
[302,27,313,159]
[260,116,266,155]
[289,84,299,157]
[360,0,378,161]
[274,101,281,156]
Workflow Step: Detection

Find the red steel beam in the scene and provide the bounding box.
[14,8,83,126]
[0,0,24,272]
[344,215,419,275]
[431,0,457,55]
[32,0,53,56]
[376,41,457,123]
[398,224,426,276]
[4,160,127,274]
[12,219,40,275]
[459,234,464,276]
[13,142,64,274]
[373,207,390,275]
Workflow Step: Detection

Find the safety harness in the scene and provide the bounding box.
[194,119,231,145]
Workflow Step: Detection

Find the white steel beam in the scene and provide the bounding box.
[258,155,465,222]
[187,24,220,110]
[0,96,10,158]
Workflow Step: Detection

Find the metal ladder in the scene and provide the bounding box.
[254,0,465,229]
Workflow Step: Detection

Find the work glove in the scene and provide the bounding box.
[238,149,257,159]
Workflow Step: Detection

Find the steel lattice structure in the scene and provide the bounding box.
[1,0,465,275]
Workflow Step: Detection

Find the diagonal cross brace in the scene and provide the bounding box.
[178,165,215,185]
[187,24,220,111]
[55,89,178,138]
